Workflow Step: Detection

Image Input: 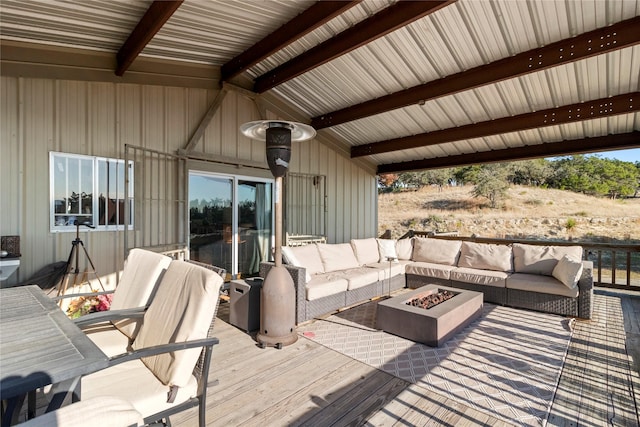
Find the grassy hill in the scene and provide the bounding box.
[378,185,640,244]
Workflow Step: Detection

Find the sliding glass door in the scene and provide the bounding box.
[189,172,273,280]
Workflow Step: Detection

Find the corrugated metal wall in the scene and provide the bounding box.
[0,76,377,286]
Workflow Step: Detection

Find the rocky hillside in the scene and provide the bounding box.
[378,185,640,243]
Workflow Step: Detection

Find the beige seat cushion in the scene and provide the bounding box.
[450,267,509,288]
[305,275,349,300]
[405,261,456,280]
[82,359,198,421]
[317,243,360,273]
[19,396,144,427]
[110,248,172,339]
[512,243,583,276]
[457,241,513,272]
[507,273,579,298]
[365,262,406,279]
[412,238,462,266]
[133,260,223,388]
[350,238,380,265]
[338,267,381,291]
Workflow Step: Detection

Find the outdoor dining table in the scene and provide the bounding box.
[0,285,108,424]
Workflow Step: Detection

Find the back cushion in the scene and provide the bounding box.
[317,243,360,273]
[395,238,414,260]
[110,248,172,339]
[350,238,380,265]
[412,238,462,266]
[457,241,513,272]
[133,261,223,387]
[377,239,398,262]
[281,244,325,277]
[513,243,583,276]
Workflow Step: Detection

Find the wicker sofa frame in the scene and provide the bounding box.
[260,262,400,324]
[407,261,593,318]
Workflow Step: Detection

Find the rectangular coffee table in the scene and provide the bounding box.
[376,285,483,347]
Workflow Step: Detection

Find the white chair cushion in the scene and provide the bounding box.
[281,246,312,283]
[350,238,380,265]
[552,255,584,289]
[411,238,462,266]
[82,359,198,421]
[457,241,513,272]
[317,243,360,273]
[513,243,583,276]
[133,260,222,388]
[111,248,172,339]
[83,323,131,357]
[19,396,144,427]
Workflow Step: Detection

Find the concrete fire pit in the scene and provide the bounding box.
[376,285,483,347]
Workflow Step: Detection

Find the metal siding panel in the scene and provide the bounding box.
[89,83,116,158]
[0,77,21,235]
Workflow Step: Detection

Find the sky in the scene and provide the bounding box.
[580,148,640,163]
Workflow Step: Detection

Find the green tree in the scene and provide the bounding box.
[471,165,509,208]
[508,159,552,186]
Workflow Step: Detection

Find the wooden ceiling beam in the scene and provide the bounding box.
[377,132,640,174]
[221,1,360,82]
[253,0,454,93]
[352,92,640,158]
[313,16,640,129]
[115,1,182,76]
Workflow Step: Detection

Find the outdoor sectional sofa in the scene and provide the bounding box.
[260,236,593,325]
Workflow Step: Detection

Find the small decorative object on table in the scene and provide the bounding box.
[66,292,112,319]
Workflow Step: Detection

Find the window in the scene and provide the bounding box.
[50,152,133,232]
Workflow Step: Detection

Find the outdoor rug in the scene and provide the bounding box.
[299,296,573,426]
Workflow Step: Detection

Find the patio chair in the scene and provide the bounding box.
[78,259,224,427]
[17,396,143,427]
[69,248,172,356]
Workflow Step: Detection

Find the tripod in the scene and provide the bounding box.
[56,221,105,300]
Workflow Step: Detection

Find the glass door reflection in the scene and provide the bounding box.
[189,173,273,281]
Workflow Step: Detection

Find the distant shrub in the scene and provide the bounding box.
[572,211,588,217]
[565,218,577,230]
[526,199,543,206]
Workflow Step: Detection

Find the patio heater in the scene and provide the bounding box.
[240,120,316,348]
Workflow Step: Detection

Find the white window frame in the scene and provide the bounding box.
[50,152,134,232]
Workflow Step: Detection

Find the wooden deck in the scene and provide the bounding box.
[169,289,639,427]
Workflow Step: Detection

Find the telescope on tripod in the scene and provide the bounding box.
[56,220,105,300]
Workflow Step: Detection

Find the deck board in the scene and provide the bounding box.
[17,290,640,426]
[176,290,640,427]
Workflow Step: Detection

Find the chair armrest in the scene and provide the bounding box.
[107,337,220,367]
[73,307,146,328]
[52,290,115,302]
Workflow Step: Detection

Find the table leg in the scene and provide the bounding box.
[2,394,25,425]
[46,377,81,412]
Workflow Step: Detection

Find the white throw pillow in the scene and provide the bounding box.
[552,255,583,289]
[377,239,398,262]
[395,237,413,260]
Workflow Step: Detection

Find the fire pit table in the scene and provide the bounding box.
[376,285,483,347]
